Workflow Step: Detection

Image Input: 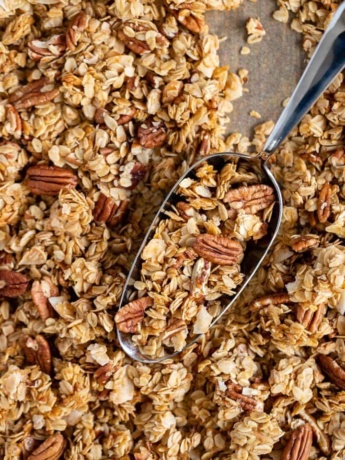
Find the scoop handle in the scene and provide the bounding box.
[263,3,345,157]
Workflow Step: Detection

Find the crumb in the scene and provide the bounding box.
[240,46,251,55]
[250,110,262,119]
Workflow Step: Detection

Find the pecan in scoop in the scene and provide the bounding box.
[281,424,313,460]
[224,184,275,214]
[26,164,78,196]
[193,234,243,266]
[27,434,66,460]
[115,297,153,333]
[290,235,319,253]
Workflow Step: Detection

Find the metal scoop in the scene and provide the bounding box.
[118,4,345,363]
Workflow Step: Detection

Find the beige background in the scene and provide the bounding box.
[209,1,305,137]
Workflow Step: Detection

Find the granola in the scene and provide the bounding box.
[1,0,345,459]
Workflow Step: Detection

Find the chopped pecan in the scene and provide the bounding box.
[22,437,40,460]
[31,277,59,321]
[226,381,257,411]
[190,258,211,297]
[317,183,331,223]
[94,108,108,124]
[166,2,205,34]
[5,105,22,138]
[125,163,147,190]
[118,21,168,55]
[93,194,129,227]
[281,424,313,460]
[26,164,78,196]
[137,118,167,149]
[224,184,275,214]
[290,235,319,253]
[94,362,115,384]
[176,202,194,222]
[118,106,137,125]
[125,76,138,92]
[115,297,153,333]
[28,34,66,61]
[0,252,13,269]
[249,292,292,312]
[66,12,88,51]
[20,334,52,375]
[317,354,345,390]
[0,269,29,297]
[303,151,323,166]
[162,81,183,104]
[193,234,243,266]
[27,434,66,460]
[198,132,211,156]
[329,148,345,167]
[173,247,198,269]
[296,303,326,333]
[8,77,59,110]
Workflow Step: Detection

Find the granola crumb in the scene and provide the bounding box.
[250,110,262,119]
[240,46,251,55]
[246,17,266,44]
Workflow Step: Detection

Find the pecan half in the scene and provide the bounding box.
[317,354,345,390]
[115,297,153,333]
[193,234,243,266]
[224,184,275,214]
[20,334,52,375]
[26,164,78,196]
[8,77,59,110]
[317,183,331,223]
[291,235,319,253]
[166,2,205,34]
[31,277,59,321]
[118,21,168,55]
[28,34,66,61]
[249,292,292,312]
[296,303,326,333]
[0,269,29,297]
[27,434,66,460]
[94,362,115,384]
[137,118,167,149]
[66,12,88,51]
[281,424,313,460]
[93,194,129,227]
[226,381,257,411]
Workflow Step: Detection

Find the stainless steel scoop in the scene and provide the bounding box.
[118,4,345,363]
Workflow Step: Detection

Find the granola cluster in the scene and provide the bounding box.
[1,0,345,459]
[116,160,275,357]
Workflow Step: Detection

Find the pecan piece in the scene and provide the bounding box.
[27,434,66,460]
[115,297,153,333]
[117,106,137,125]
[173,247,198,269]
[249,292,292,312]
[0,269,29,297]
[281,424,313,460]
[8,77,59,110]
[118,21,168,55]
[26,164,78,196]
[296,303,326,333]
[94,362,115,384]
[166,2,205,34]
[317,183,331,223]
[198,131,211,156]
[137,118,167,149]
[31,277,59,321]
[66,12,88,51]
[290,235,319,253]
[190,258,211,297]
[125,163,147,190]
[22,437,40,460]
[176,202,194,222]
[299,409,331,455]
[224,184,275,214]
[317,354,345,390]
[20,334,52,375]
[93,194,129,227]
[5,105,22,138]
[330,148,345,167]
[193,234,243,266]
[94,108,107,124]
[226,381,257,411]
[28,34,66,61]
